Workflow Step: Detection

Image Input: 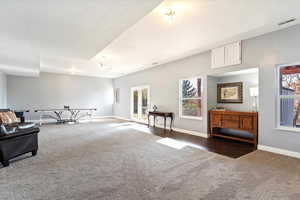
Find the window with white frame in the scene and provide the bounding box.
[277,64,300,129]
[179,77,202,120]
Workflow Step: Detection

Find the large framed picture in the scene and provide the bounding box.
[217,82,243,103]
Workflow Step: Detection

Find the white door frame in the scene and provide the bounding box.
[130,85,150,123]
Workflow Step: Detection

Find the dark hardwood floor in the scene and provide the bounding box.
[146,126,256,159]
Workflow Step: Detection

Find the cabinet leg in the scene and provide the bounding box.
[32,150,38,156]
[1,160,9,167]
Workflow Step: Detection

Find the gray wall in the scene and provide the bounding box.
[208,73,259,112]
[114,53,211,133]
[8,73,114,119]
[114,24,300,153]
[0,72,7,108]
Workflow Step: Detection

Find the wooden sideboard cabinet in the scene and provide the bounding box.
[209,110,258,146]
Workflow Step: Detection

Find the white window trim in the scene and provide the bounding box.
[276,62,300,131]
[179,76,203,120]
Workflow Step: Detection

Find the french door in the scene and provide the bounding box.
[131,85,150,122]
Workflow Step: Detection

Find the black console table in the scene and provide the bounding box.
[148,111,174,131]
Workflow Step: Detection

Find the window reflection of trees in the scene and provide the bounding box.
[280,67,300,127]
[181,78,202,118]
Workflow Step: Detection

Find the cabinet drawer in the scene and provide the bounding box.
[222,120,240,129]
[222,115,239,129]
[223,115,239,121]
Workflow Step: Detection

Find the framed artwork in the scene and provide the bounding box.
[217,82,243,103]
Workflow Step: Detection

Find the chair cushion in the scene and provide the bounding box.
[0,111,18,124]
[7,111,18,123]
[0,112,11,124]
[219,128,254,140]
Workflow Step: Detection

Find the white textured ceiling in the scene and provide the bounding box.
[0,0,300,78]
[0,0,163,77]
[94,0,300,77]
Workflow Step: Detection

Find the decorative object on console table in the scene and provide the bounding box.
[213,106,226,111]
[209,110,258,147]
[152,105,158,112]
[217,82,243,103]
[148,111,174,131]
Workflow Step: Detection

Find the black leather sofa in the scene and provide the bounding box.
[0,109,40,167]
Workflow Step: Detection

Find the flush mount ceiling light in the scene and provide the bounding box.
[163,7,176,24]
[70,67,77,74]
[99,55,107,60]
[99,62,112,71]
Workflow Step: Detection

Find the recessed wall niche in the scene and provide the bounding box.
[207,68,259,112]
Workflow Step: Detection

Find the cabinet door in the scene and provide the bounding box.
[240,116,253,130]
[211,46,225,68]
[211,114,222,127]
[225,41,241,66]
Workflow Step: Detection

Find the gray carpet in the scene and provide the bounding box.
[1,119,300,200]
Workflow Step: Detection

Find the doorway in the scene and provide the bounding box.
[131,85,150,122]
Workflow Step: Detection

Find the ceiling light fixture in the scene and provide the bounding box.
[164,7,176,24]
[70,67,76,74]
[99,63,112,71]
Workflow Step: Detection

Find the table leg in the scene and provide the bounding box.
[39,112,42,126]
[148,115,150,127]
[164,117,166,131]
[20,116,25,123]
[170,117,173,131]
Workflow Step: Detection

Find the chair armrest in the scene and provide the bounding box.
[0,127,40,141]
[0,124,16,134]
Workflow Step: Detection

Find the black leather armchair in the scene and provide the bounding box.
[0,109,40,167]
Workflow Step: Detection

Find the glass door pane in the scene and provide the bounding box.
[141,88,149,120]
[133,90,139,120]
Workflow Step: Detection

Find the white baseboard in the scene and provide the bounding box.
[28,115,115,124]
[113,116,132,121]
[172,127,208,138]
[112,116,208,138]
[87,115,115,119]
[258,145,300,159]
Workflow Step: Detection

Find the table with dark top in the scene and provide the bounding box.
[148,111,174,131]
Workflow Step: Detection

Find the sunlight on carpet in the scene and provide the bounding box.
[156,138,187,150]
